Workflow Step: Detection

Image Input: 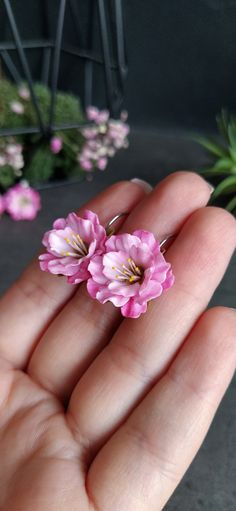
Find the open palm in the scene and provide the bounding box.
[0,173,235,511]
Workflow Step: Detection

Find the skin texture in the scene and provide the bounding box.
[0,172,235,511]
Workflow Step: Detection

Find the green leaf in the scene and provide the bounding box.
[199,167,233,177]
[216,109,230,142]
[214,158,234,171]
[227,124,236,151]
[194,136,227,158]
[0,165,15,189]
[226,195,236,213]
[228,147,236,165]
[212,176,236,199]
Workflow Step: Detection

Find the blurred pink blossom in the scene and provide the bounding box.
[97,157,107,170]
[96,110,109,124]
[86,106,99,121]
[5,143,24,171]
[4,183,41,221]
[50,136,62,154]
[0,142,24,175]
[10,101,24,114]
[18,86,30,100]
[79,158,93,171]
[79,107,129,173]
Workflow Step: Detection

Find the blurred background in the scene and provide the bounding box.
[0,1,236,510]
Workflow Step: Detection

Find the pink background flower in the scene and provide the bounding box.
[4,183,41,221]
[39,210,106,284]
[79,107,129,173]
[50,136,62,154]
[18,86,30,100]
[10,101,24,114]
[87,230,174,318]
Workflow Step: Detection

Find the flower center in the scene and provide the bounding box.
[112,257,143,284]
[63,232,88,258]
[19,197,31,207]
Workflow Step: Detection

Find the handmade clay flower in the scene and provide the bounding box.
[4,183,41,221]
[0,194,5,216]
[39,210,107,284]
[50,136,62,154]
[87,230,174,318]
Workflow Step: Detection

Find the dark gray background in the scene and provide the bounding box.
[0,1,236,510]
[2,0,236,130]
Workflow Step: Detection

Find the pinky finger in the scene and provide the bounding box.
[87,307,236,511]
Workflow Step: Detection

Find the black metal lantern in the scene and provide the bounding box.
[0,0,128,137]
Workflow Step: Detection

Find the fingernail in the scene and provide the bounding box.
[131,178,153,193]
[206,181,215,194]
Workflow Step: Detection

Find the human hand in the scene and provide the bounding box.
[0,172,235,511]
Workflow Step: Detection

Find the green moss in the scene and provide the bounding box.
[0,164,15,189]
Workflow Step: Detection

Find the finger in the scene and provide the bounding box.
[86,307,236,511]
[28,172,211,400]
[0,180,146,369]
[68,206,236,457]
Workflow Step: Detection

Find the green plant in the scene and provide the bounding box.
[0,79,129,197]
[0,79,85,190]
[196,110,236,216]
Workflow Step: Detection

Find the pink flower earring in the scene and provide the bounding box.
[39,211,175,318]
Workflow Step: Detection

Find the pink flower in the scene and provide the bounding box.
[18,86,30,100]
[87,230,174,318]
[79,107,129,173]
[86,106,99,121]
[39,210,107,284]
[97,157,108,170]
[5,143,24,171]
[10,101,24,114]
[4,183,41,221]
[50,136,62,154]
[96,109,109,124]
[79,158,93,171]
[0,194,5,216]
[81,127,98,139]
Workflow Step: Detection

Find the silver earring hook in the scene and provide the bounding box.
[106,212,176,252]
[159,234,176,254]
[106,212,128,235]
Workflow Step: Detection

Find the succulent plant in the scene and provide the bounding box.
[196,110,236,216]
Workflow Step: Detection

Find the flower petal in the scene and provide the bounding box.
[121,299,147,318]
[133,230,158,251]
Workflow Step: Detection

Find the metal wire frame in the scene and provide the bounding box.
[0,0,128,138]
